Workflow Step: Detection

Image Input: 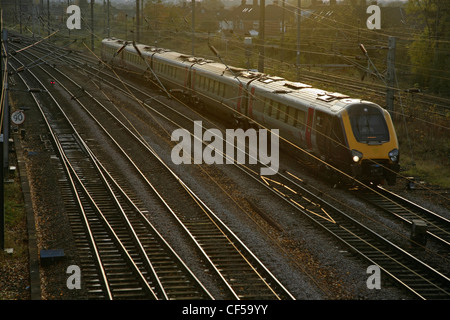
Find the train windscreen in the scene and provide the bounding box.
[347,104,389,143]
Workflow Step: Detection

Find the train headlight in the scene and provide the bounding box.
[352,150,363,163]
[388,149,399,162]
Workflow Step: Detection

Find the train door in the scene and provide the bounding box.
[315,110,332,157]
[329,116,349,168]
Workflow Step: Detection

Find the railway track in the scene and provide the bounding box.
[85,51,450,299]
[9,37,450,299]
[9,41,295,300]
[52,49,450,299]
[354,185,450,249]
[242,168,450,300]
[9,53,217,300]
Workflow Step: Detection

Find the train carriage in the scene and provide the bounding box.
[101,38,400,185]
[246,76,399,184]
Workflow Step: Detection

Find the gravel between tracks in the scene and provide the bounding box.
[4,56,447,300]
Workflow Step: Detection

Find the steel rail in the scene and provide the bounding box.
[14,40,449,299]
[61,56,450,299]
[8,60,114,299]
[356,185,450,248]
[92,150,215,300]
[11,44,294,300]
[9,56,161,300]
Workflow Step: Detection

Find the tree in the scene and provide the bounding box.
[406,0,450,95]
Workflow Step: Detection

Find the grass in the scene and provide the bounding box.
[394,103,450,188]
[400,155,450,188]
[1,173,27,256]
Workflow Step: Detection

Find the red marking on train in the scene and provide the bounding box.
[237,84,243,112]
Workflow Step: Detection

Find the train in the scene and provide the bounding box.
[101,37,400,185]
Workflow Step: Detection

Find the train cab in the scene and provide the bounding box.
[342,102,399,185]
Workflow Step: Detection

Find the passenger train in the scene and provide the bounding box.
[101,37,400,185]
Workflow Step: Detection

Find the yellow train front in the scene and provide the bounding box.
[339,102,399,185]
[247,80,400,186]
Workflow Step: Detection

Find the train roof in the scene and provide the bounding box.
[236,73,372,114]
[102,38,383,114]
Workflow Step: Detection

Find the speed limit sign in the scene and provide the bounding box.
[11,110,25,125]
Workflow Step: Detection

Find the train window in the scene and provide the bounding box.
[254,99,264,113]
[315,111,333,152]
[348,104,389,142]
[200,76,204,89]
[206,79,211,91]
[264,99,272,116]
[287,107,296,126]
[296,110,306,129]
[223,83,230,97]
[331,117,345,146]
[217,82,225,97]
[278,104,288,122]
[315,111,331,129]
[195,75,200,87]
[316,115,323,127]
[270,101,278,118]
